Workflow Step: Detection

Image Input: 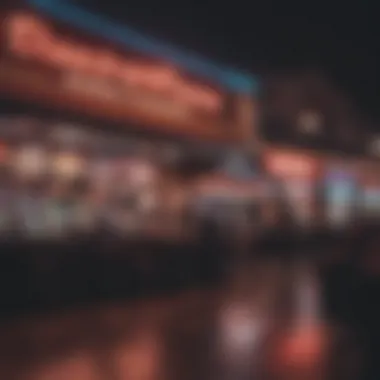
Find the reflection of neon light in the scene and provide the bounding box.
[27,0,258,93]
[220,304,265,353]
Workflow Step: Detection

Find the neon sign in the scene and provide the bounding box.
[5,13,222,113]
[266,153,315,178]
[218,152,257,180]
[27,0,258,93]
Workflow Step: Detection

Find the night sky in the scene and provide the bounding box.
[77,0,378,123]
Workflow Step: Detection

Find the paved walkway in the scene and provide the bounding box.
[0,258,331,380]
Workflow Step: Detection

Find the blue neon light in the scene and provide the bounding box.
[27,0,259,94]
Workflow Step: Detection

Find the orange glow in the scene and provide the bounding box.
[265,152,316,178]
[6,13,222,113]
[276,327,326,370]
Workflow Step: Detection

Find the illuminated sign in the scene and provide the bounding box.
[0,59,235,142]
[26,0,257,94]
[5,13,222,114]
[0,13,256,143]
[62,72,195,118]
[265,152,316,178]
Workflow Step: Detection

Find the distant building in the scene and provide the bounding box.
[259,69,368,155]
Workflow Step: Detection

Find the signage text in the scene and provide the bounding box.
[6,13,222,114]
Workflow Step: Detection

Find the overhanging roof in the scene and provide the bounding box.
[28,0,259,94]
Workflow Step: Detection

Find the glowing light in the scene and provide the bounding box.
[6,13,222,114]
[219,303,265,354]
[265,152,315,178]
[276,326,326,370]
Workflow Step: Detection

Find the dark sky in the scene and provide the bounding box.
[78,0,378,121]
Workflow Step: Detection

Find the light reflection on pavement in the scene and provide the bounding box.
[0,259,322,380]
[0,290,222,380]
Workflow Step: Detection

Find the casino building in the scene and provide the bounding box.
[260,69,380,231]
[0,3,262,243]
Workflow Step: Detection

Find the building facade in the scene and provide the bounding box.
[260,69,368,155]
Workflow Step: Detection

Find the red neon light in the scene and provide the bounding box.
[266,153,316,178]
[6,13,222,113]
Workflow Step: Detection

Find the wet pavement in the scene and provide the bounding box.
[0,289,222,380]
[0,258,328,380]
